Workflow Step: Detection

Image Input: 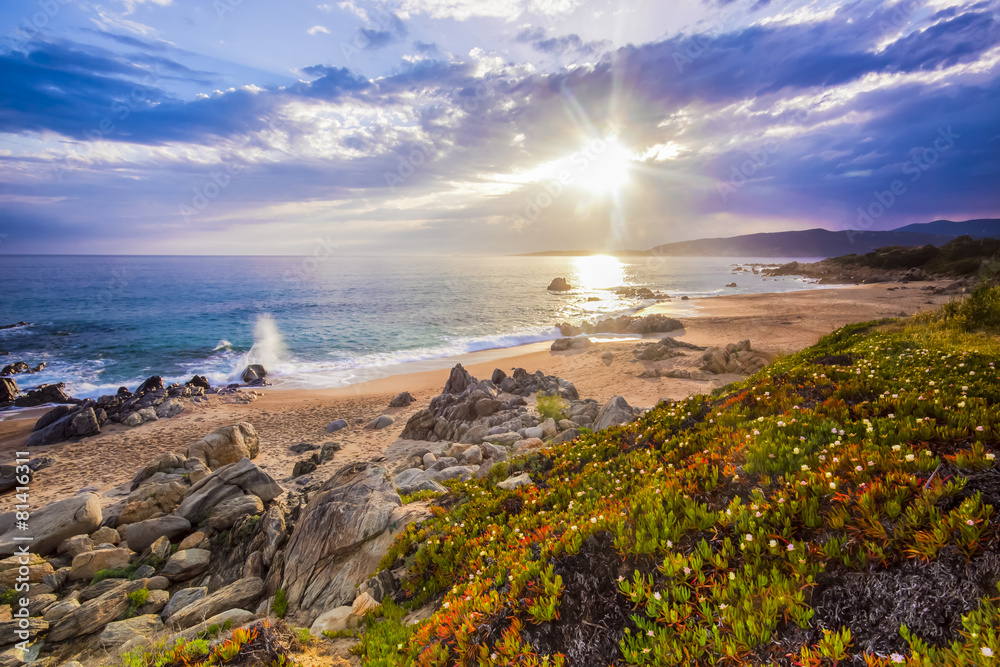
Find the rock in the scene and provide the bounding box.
[484,432,521,447]
[547,277,572,291]
[123,407,159,427]
[550,337,592,352]
[900,267,931,282]
[25,405,101,447]
[148,576,170,590]
[422,452,437,467]
[700,340,768,375]
[162,548,211,581]
[602,351,614,364]
[0,456,57,494]
[281,463,430,618]
[58,534,94,558]
[0,378,18,403]
[241,364,267,383]
[187,375,211,389]
[513,437,545,453]
[320,442,340,462]
[26,593,57,617]
[443,364,476,395]
[396,479,447,496]
[551,428,582,445]
[42,597,81,623]
[432,466,478,483]
[69,547,132,581]
[289,443,319,454]
[99,614,164,648]
[540,418,558,438]
[365,415,395,430]
[162,587,208,620]
[292,458,317,478]
[208,494,264,530]
[122,516,192,552]
[498,473,533,490]
[523,426,544,440]
[48,578,149,642]
[661,369,710,380]
[725,282,737,288]
[388,391,415,408]
[178,532,207,551]
[352,591,380,616]
[0,493,101,557]
[0,618,47,646]
[167,577,264,629]
[80,577,129,602]
[186,422,260,470]
[593,395,636,431]
[148,537,171,563]
[174,458,283,523]
[166,609,256,645]
[90,526,121,545]
[309,606,357,635]
[139,589,170,615]
[135,376,164,394]
[461,445,483,465]
[155,399,184,418]
[326,419,348,433]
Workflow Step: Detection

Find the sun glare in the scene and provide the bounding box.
[575,138,633,196]
[573,254,625,291]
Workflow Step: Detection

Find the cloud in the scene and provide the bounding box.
[515,26,610,56]
[397,0,584,21]
[307,25,331,36]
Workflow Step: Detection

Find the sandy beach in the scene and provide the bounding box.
[0,281,952,509]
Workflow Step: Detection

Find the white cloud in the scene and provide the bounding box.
[397,0,582,21]
[121,0,173,15]
[307,25,331,35]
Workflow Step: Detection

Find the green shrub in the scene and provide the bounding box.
[400,490,442,504]
[271,588,288,619]
[941,283,1000,332]
[536,392,568,421]
[91,562,142,585]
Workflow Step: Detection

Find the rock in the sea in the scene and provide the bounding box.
[0,493,101,557]
[208,494,264,530]
[388,391,415,408]
[326,419,348,433]
[69,547,132,581]
[593,395,637,431]
[186,422,260,470]
[241,364,267,383]
[167,577,264,629]
[122,515,192,552]
[365,415,395,430]
[162,548,211,581]
[547,277,572,291]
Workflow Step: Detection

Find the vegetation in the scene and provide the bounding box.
[401,489,444,504]
[92,561,144,585]
[360,298,1000,665]
[830,236,1000,277]
[536,392,569,422]
[113,620,292,667]
[272,588,288,619]
[118,588,151,620]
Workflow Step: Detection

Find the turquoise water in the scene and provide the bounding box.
[0,255,823,397]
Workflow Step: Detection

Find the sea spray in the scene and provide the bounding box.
[234,314,289,380]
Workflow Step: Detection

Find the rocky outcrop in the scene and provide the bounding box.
[121,516,192,552]
[25,404,101,446]
[593,396,640,431]
[558,313,683,337]
[6,383,74,408]
[0,493,101,557]
[241,364,267,384]
[388,391,415,408]
[167,577,264,629]
[0,379,16,403]
[547,277,572,291]
[186,422,260,470]
[174,458,283,523]
[634,336,705,362]
[550,337,593,352]
[281,463,428,621]
[48,579,149,641]
[700,340,769,375]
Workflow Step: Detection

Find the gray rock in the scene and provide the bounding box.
[292,458,317,478]
[432,466,478,483]
[498,473,533,490]
[186,422,260,471]
[241,364,267,383]
[162,548,211,581]
[593,395,636,431]
[166,609,256,645]
[69,547,132,581]
[388,391,415,408]
[48,578,149,642]
[99,614,163,648]
[57,534,94,558]
[422,452,437,467]
[167,577,264,629]
[461,445,483,465]
[155,399,184,418]
[540,418,557,438]
[523,426,544,440]
[208,494,264,530]
[365,415,395,430]
[122,515,192,552]
[174,458,282,522]
[0,493,101,557]
[161,587,207,620]
[551,428,582,446]
[396,479,447,496]
[42,597,81,623]
[326,419,348,433]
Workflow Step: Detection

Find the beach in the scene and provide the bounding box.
[0,281,952,509]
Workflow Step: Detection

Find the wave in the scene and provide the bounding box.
[213,339,235,351]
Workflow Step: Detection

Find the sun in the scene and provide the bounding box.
[575,138,633,196]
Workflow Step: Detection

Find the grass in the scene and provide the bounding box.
[536,392,568,422]
[401,490,443,504]
[272,588,288,619]
[358,296,1000,666]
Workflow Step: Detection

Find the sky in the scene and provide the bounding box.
[0,0,998,255]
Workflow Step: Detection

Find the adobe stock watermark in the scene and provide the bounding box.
[672,10,740,72]
[716,109,809,202]
[281,234,340,284]
[5,0,70,52]
[51,65,163,182]
[178,162,244,224]
[847,126,959,243]
[214,0,246,20]
[515,120,623,230]
[384,78,499,190]
[338,6,402,65]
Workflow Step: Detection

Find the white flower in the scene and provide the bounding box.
[728,571,735,580]
[653,592,661,600]
[982,646,994,657]
[745,534,753,542]
[786,543,795,551]
[890,653,904,663]
[905,454,915,462]
[769,540,777,548]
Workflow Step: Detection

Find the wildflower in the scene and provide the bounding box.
[647,630,654,637]
[618,575,624,582]
[769,540,777,548]
[728,572,735,580]
[787,543,795,551]
[982,647,994,657]
[801,464,810,471]
[987,452,996,460]
[746,534,753,542]
[829,482,836,489]
[905,454,915,462]
[892,444,901,451]
[653,592,661,600]
[890,653,904,663]
[855,466,863,472]
[967,519,975,526]
[977,426,985,431]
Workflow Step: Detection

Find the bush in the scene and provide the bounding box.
[536,392,568,421]
[272,588,288,619]
[941,283,1000,332]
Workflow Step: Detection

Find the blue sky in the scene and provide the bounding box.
[0,0,998,254]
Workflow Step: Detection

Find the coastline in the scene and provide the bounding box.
[0,281,954,509]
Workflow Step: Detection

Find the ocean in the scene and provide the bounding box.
[0,254,825,397]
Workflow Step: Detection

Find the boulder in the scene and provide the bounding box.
[147,576,170,590]
[58,534,94,558]
[90,526,121,545]
[365,415,395,430]
[547,277,572,291]
[292,459,317,478]
[498,473,534,490]
[0,554,53,587]
[593,395,637,431]
[122,516,192,552]
[208,494,264,530]
[550,337,593,352]
[155,399,184,418]
[25,406,101,447]
[0,493,101,557]
[99,614,163,648]
[0,618,46,646]
[69,547,132,581]
[162,548,211,581]
[241,364,267,383]
[174,458,282,523]
[309,606,358,635]
[42,597,81,623]
[139,589,170,615]
[0,378,18,403]
[148,537,171,562]
[162,587,208,621]
[396,479,447,497]
[186,422,260,470]
[187,375,211,389]
[280,463,415,618]
[178,531,207,551]
[513,437,545,453]
[326,419,348,433]
[388,391,415,408]
[135,376,164,394]
[167,577,265,629]
[166,609,256,645]
[432,466,478,483]
[48,578,149,642]
[461,445,483,465]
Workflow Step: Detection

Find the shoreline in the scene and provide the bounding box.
[0,281,955,510]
